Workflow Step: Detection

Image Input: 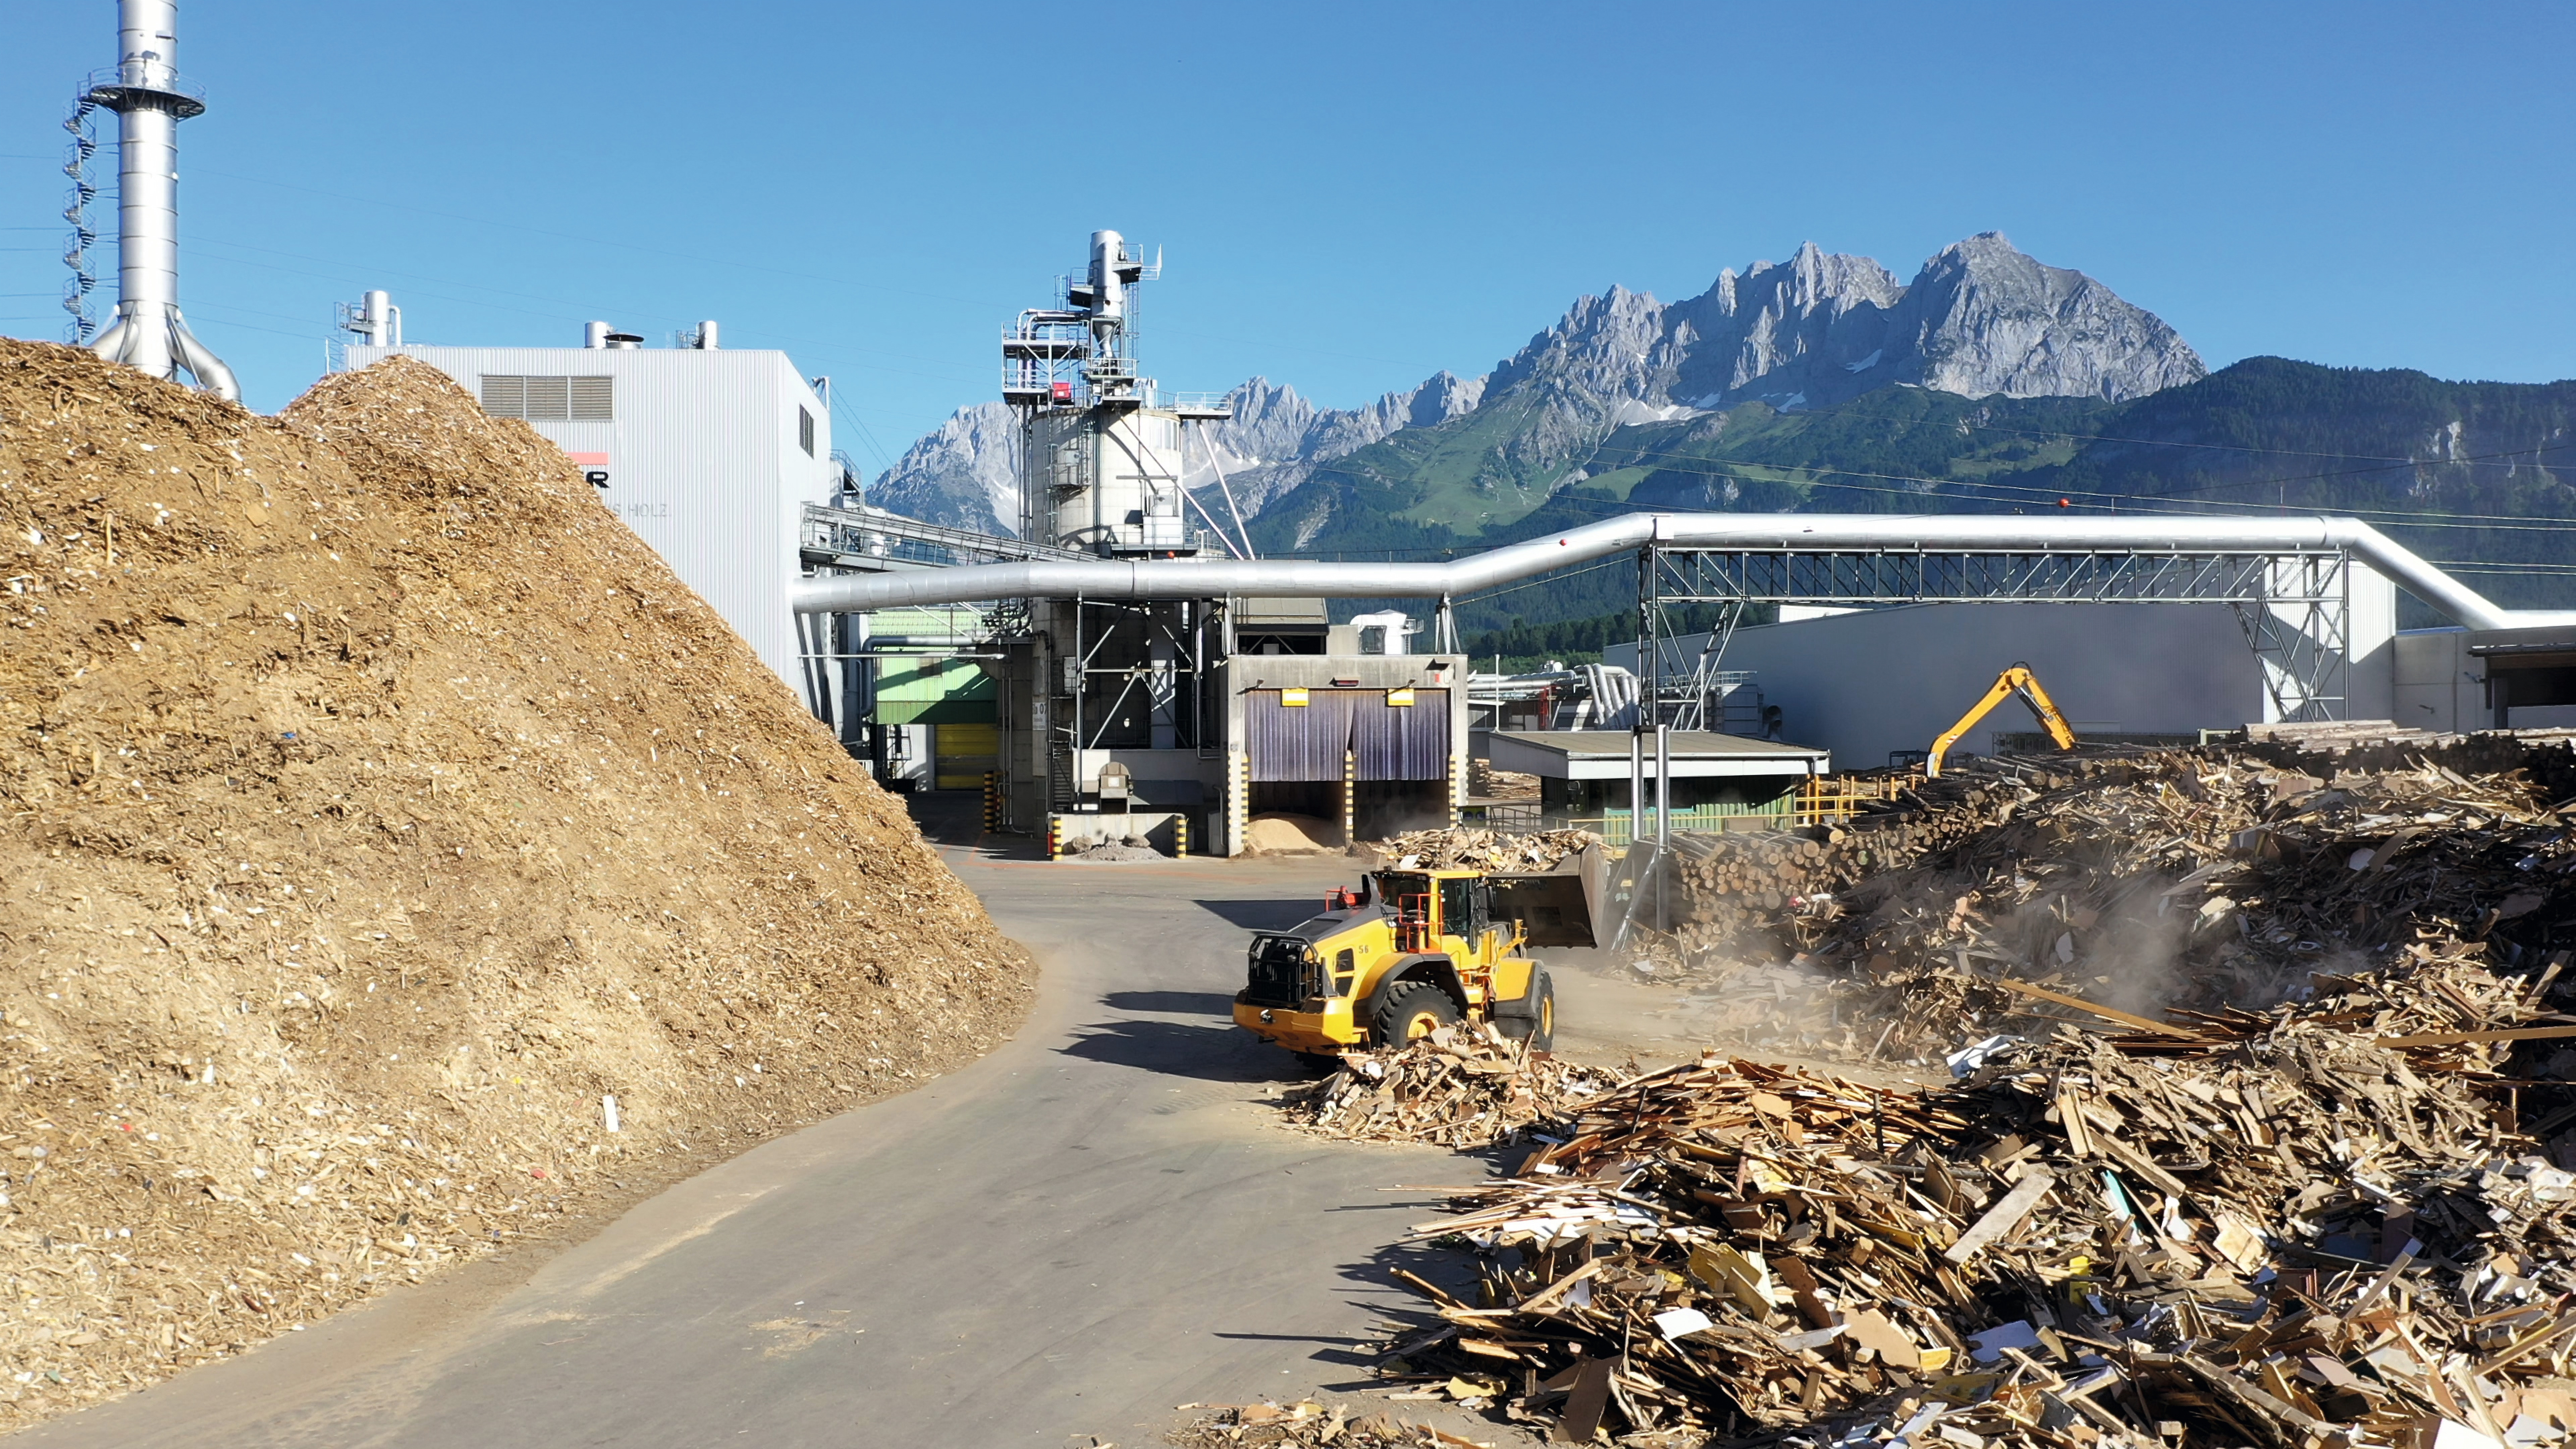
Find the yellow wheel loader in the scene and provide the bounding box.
[1232,851,1605,1063]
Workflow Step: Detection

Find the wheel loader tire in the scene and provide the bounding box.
[1496,969,1557,1051]
[1374,981,1460,1046]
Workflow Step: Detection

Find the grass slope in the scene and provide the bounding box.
[1257,359,2576,630]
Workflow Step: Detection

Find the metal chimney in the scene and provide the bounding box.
[339,288,400,347]
[83,0,236,401]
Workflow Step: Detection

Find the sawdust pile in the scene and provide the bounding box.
[0,343,1031,1425]
[1244,813,1342,855]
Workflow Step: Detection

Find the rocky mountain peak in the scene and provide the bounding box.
[870,232,2204,536]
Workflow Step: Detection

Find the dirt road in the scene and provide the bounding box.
[24,806,1599,1447]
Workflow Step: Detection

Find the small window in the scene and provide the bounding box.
[798,406,816,457]
[1358,625,1387,655]
[479,374,611,421]
[1334,948,1354,979]
[1439,877,1472,936]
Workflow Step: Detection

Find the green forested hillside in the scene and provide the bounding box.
[1265,359,2576,634]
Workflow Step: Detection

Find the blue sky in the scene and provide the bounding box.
[2,1,2569,475]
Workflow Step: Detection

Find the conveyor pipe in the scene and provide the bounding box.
[791,513,2569,632]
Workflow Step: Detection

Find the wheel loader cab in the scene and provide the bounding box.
[1232,867,1555,1060]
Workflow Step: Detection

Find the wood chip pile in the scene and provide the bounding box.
[1373,829,1600,872]
[1282,1030,1620,1148]
[0,342,1030,1426]
[1372,951,2576,1449]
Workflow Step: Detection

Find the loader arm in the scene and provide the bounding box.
[1926,663,2079,778]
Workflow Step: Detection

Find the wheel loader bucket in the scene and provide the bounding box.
[1489,843,1614,950]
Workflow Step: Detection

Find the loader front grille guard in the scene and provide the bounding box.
[1243,934,1318,1008]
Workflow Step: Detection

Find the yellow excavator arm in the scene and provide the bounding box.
[1925,663,2077,778]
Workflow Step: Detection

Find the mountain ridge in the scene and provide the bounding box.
[868,231,2202,535]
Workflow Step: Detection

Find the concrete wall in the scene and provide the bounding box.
[2399,629,2576,730]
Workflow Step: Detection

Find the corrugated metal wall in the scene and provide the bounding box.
[1245,690,1450,782]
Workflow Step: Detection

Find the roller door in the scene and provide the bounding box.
[933,722,999,791]
[1245,689,1448,782]
[1353,689,1449,780]
[1245,689,1357,782]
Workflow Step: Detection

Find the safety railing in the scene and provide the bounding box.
[1792,775,1906,827]
[1549,801,1794,847]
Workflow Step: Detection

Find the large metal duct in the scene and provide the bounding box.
[84,0,236,401]
[791,512,2572,632]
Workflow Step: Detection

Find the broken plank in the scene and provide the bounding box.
[2376,1024,2576,1048]
[1993,976,2204,1040]
[1944,1168,2055,1264]
[1552,1359,1614,1444]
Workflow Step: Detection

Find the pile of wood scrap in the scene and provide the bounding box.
[1813,753,2576,1064]
[1637,757,2182,968]
[2240,729,2576,806]
[1370,958,2576,1449]
[0,343,1033,1426]
[1374,828,1600,872]
[1618,746,2576,1062]
[1164,1400,1480,1447]
[1282,1030,1619,1149]
[1469,761,1543,801]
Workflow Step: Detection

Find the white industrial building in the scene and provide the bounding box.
[1599,569,2576,769]
[344,318,844,692]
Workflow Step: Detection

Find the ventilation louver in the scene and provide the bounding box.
[478,374,613,421]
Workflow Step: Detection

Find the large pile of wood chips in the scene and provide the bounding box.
[0,343,1031,1426]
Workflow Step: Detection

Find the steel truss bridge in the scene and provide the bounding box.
[1632,542,2360,727]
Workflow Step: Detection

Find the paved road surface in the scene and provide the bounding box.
[24,807,1538,1448]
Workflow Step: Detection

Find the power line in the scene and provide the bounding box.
[1297,432,2576,536]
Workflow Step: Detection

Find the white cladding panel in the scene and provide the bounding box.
[1612,602,2268,768]
[1609,566,2399,768]
[341,344,835,692]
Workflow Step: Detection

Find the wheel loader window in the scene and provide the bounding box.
[1334,948,1354,987]
[1439,878,1472,939]
[1379,873,1428,905]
